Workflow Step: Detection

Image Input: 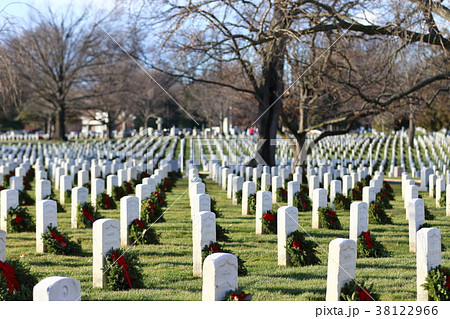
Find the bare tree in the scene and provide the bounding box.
[5,6,110,140]
[129,0,449,166]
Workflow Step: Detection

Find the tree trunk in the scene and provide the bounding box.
[54,106,67,141]
[256,3,288,166]
[408,110,415,147]
[292,85,310,168]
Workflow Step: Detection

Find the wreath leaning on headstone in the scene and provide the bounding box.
[96,193,117,210]
[22,177,31,191]
[112,185,126,201]
[340,280,379,301]
[349,187,362,201]
[202,241,248,276]
[64,190,72,204]
[151,191,167,208]
[122,181,134,195]
[235,189,243,205]
[2,173,13,187]
[41,225,83,256]
[285,230,321,267]
[293,190,312,212]
[7,206,35,232]
[333,193,351,210]
[376,192,392,209]
[439,192,446,208]
[225,289,252,301]
[318,206,342,230]
[247,193,256,215]
[77,202,103,228]
[422,265,450,301]
[102,248,145,291]
[0,259,38,301]
[368,202,393,225]
[276,188,287,202]
[128,218,160,245]
[261,210,277,234]
[141,198,165,223]
[357,231,389,258]
[216,223,230,242]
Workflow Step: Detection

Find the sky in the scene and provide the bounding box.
[0,0,118,26]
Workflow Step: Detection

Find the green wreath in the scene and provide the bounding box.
[276,188,287,202]
[422,265,450,301]
[235,190,243,204]
[357,231,389,258]
[285,230,321,266]
[247,193,256,215]
[368,202,392,225]
[349,187,362,201]
[318,206,342,230]
[96,193,117,210]
[22,177,31,191]
[225,289,252,301]
[151,191,167,207]
[77,202,103,228]
[333,193,351,210]
[112,186,126,201]
[293,190,312,212]
[261,210,277,234]
[141,198,165,223]
[0,259,37,301]
[216,223,230,242]
[102,248,145,291]
[64,190,71,204]
[41,225,82,256]
[128,218,160,245]
[7,206,35,232]
[439,192,446,208]
[340,280,378,301]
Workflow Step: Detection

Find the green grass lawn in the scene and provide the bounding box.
[4,173,450,301]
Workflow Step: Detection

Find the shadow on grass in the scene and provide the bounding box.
[262,271,325,281]
[259,286,326,297]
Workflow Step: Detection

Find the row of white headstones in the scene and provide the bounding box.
[188,151,450,301]
[0,136,183,300]
[0,132,449,301]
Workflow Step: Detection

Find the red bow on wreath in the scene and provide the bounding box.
[133,219,144,229]
[104,195,112,209]
[112,251,132,289]
[155,192,163,204]
[292,240,304,252]
[263,213,275,222]
[0,261,20,296]
[15,215,22,224]
[208,244,219,252]
[326,210,337,226]
[363,231,373,249]
[50,231,68,247]
[148,202,155,210]
[231,292,251,301]
[82,207,94,224]
[356,286,372,301]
